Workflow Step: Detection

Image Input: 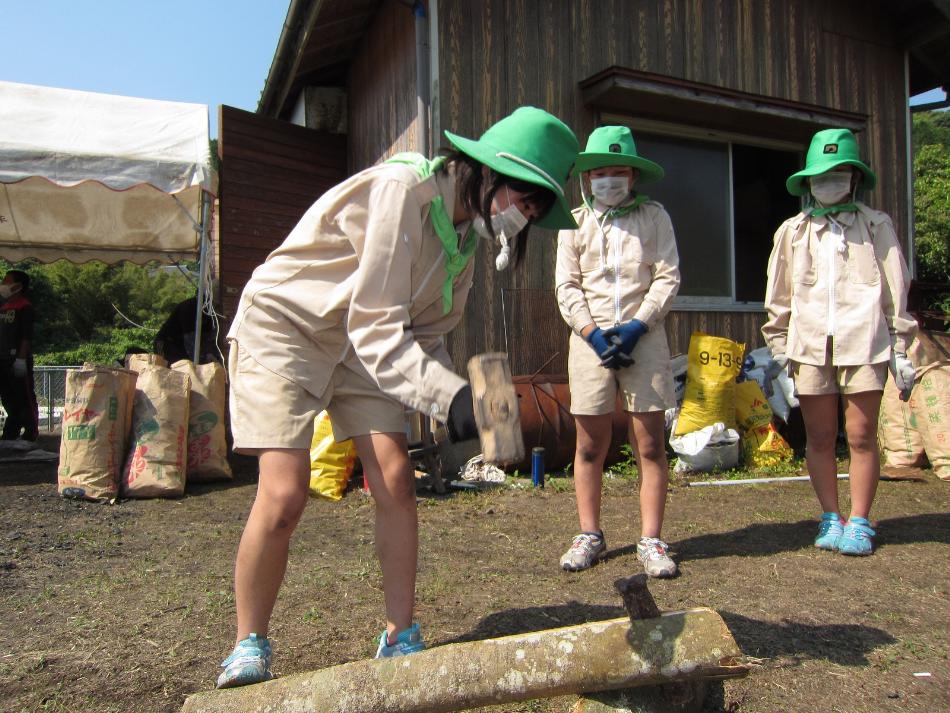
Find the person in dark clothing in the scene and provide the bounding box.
[153,296,220,365]
[0,270,39,441]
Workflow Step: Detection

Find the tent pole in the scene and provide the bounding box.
[193,191,212,364]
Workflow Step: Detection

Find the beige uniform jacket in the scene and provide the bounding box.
[762,203,916,366]
[555,200,681,334]
[227,162,472,423]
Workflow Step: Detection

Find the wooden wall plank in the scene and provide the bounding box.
[335,0,912,375]
[218,105,346,319]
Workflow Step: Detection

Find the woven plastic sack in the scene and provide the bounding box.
[309,411,357,501]
[673,332,744,436]
[878,373,927,468]
[670,421,740,473]
[58,365,137,502]
[734,379,792,468]
[121,365,191,498]
[171,360,233,481]
[909,362,949,479]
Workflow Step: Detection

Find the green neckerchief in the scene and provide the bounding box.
[386,152,478,315]
[810,202,858,217]
[583,193,650,219]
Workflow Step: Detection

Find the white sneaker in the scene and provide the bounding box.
[636,537,677,578]
[560,532,606,571]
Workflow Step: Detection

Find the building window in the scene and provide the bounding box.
[631,129,801,307]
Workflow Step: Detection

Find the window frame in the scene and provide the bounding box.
[600,112,808,312]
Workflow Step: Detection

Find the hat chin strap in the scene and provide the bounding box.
[495,152,564,198]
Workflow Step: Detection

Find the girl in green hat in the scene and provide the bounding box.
[215,106,579,688]
[763,127,917,556]
[555,126,681,578]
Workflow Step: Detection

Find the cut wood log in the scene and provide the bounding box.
[467,352,524,466]
[181,608,748,713]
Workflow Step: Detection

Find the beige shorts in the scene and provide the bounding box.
[791,342,887,396]
[227,341,407,452]
[568,328,674,415]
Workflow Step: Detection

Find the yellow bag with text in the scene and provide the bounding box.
[309,411,357,500]
[735,379,793,467]
[674,333,745,436]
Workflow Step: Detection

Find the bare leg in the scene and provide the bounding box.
[572,414,613,533]
[353,432,417,641]
[798,394,842,515]
[841,390,883,520]
[629,411,669,539]
[234,448,311,643]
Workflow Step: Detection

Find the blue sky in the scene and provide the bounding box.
[2,1,944,141]
[1,1,289,138]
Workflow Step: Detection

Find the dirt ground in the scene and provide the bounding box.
[0,432,947,713]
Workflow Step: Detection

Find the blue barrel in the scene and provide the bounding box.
[531,447,545,488]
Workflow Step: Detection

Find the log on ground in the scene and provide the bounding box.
[181,608,748,713]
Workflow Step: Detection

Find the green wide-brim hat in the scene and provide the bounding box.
[575,126,665,185]
[444,106,580,230]
[786,128,877,196]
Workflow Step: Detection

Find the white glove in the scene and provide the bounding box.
[765,353,788,381]
[12,358,27,378]
[889,352,915,402]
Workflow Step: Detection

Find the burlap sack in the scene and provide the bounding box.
[171,360,232,481]
[126,353,168,371]
[909,362,950,480]
[121,365,191,498]
[878,373,927,468]
[58,365,137,502]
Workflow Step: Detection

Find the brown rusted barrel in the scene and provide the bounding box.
[512,374,630,473]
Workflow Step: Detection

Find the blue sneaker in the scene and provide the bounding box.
[216,633,272,689]
[375,622,426,658]
[814,512,845,551]
[838,517,875,556]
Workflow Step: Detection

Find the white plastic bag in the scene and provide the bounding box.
[669,421,741,473]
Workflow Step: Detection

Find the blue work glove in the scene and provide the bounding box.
[600,319,648,361]
[585,328,627,370]
[585,328,612,358]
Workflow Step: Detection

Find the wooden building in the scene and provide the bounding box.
[217,0,949,376]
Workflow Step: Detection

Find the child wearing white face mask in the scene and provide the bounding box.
[555,126,681,578]
[763,128,917,557]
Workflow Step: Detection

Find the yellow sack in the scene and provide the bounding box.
[674,332,745,436]
[734,379,793,468]
[742,423,794,468]
[309,411,357,500]
[735,379,773,431]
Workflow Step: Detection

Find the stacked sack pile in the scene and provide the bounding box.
[668,332,793,473]
[57,355,232,503]
[878,333,949,480]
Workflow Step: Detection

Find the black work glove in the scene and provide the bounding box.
[447,385,478,442]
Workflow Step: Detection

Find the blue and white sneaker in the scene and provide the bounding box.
[216,633,272,689]
[838,517,876,556]
[814,512,845,551]
[375,622,426,658]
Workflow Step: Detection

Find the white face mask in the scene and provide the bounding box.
[590,176,630,207]
[810,172,853,205]
[0,284,20,300]
[471,188,529,270]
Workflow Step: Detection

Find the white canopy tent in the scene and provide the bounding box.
[0,80,218,359]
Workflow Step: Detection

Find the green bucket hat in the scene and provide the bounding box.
[444,106,580,230]
[786,128,877,196]
[574,126,665,185]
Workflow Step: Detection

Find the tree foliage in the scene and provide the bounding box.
[1,259,194,365]
[912,111,950,285]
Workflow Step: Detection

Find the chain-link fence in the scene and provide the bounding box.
[0,366,80,433]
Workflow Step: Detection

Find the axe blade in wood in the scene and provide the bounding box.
[466,352,524,466]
